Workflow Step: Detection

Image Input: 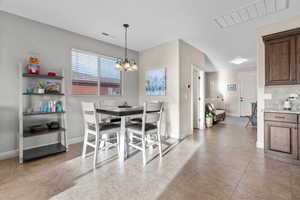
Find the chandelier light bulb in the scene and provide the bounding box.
[115,63,122,70]
[124,62,131,69]
[131,64,138,71]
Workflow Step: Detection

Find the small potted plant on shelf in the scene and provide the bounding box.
[36,80,45,94]
[205,112,214,128]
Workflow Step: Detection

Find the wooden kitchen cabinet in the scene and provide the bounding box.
[264,121,298,160]
[264,112,299,163]
[297,34,300,84]
[265,36,296,85]
[264,28,300,86]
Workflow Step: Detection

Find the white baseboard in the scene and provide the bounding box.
[0,149,18,160]
[69,136,84,144]
[256,140,264,149]
[180,130,193,140]
[0,136,84,161]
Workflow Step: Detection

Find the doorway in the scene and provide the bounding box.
[238,71,257,117]
[191,65,205,130]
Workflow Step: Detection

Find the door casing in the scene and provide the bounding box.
[191,65,205,130]
[238,71,257,117]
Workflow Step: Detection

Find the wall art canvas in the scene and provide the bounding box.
[227,83,237,91]
[145,68,166,96]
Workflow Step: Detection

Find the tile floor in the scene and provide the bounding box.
[0,117,300,200]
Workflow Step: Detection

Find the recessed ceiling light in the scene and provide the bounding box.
[230,57,248,65]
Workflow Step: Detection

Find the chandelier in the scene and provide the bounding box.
[115,24,138,71]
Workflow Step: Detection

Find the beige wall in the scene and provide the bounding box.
[206,67,256,116]
[139,39,207,139]
[139,40,180,139]
[0,11,139,157]
[256,15,300,149]
[179,40,206,138]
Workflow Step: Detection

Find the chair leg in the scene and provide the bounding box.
[142,135,147,166]
[157,133,162,159]
[93,135,99,169]
[148,135,153,151]
[126,131,131,157]
[117,132,120,154]
[245,117,251,128]
[99,135,105,150]
[82,130,88,159]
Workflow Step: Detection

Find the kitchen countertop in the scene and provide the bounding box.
[264,109,300,114]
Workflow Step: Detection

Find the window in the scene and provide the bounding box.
[100,58,122,95]
[71,50,122,95]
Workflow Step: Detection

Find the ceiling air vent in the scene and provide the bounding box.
[214,0,290,29]
[99,32,115,40]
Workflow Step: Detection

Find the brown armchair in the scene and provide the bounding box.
[205,100,226,122]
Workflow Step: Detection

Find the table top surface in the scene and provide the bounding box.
[96,106,143,116]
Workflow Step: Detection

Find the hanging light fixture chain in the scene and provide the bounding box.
[124,24,129,61]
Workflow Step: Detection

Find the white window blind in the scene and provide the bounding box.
[100,58,121,96]
[71,50,122,96]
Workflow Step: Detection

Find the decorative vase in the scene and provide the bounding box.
[38,88,45,94]
[206,118,213,128]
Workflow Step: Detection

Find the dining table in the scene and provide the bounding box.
[96,106,143,161]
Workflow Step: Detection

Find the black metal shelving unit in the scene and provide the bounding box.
[19,69,68,163]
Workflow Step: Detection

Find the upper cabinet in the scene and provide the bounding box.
[264,28,300,86]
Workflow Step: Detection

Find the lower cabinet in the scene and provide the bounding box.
[264,120,298,160]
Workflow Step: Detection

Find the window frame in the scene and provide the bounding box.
[71,48,124,97]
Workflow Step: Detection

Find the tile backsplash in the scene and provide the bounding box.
[264,85,300,110]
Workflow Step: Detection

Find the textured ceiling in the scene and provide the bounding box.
[1,0,300,70]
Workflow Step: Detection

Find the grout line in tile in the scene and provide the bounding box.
[228,157,253,200]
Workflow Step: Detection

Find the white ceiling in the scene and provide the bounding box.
[1,0,300,71]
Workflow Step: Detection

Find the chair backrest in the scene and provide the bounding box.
[142,101,164,131]
[82,102,99,131]
[205,98,225,110]
[205,103,216,115]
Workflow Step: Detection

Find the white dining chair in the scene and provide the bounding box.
[126,102,164,166]
[81,102,120,169]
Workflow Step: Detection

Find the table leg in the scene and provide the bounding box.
[119,116,127,161]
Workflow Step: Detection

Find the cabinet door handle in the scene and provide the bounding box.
[275,116,285,119]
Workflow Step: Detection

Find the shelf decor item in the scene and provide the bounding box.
[45,81,60,94]
[26,88,34,94]
[26,56,40,74]
[205,113,214,128]
[47,121,60,130]
[36,80,45,94]
[48,72,57,77]
[30,124,47,133]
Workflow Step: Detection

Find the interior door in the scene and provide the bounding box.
[239,72,257,117]
[193,69,200,128]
